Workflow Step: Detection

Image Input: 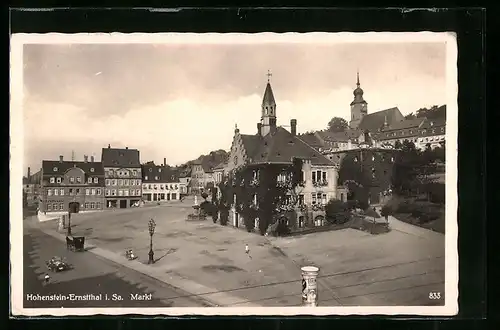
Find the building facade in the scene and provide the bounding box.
[40,155,105,214]
[141,160,183,202]
[23,167,42,207]
[218,75,341,230]
[102,145,142,208]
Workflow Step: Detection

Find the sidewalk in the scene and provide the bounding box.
[29,219,261,307]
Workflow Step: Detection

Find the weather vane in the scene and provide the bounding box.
[267,70,272,82]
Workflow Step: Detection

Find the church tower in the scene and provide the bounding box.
[349,71,368,129]
[260,70,277,136]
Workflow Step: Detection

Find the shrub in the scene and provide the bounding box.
[325,199,351,224]
[272,221,291,237]
[345,200,358,211]
[380,205,393,219]
[357,199,369,211]
[426,183,445,204]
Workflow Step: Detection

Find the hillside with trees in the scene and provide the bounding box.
[181,149,229,171]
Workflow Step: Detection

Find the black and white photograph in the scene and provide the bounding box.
[10,32,458,316]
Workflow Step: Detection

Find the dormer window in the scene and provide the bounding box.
[155,176,159,180]
[90,168,95,172]
[53,167,58,172]
[50,177,55,183]
[56,177,62,183]
[159,168,162,172]
[149,168,152,172]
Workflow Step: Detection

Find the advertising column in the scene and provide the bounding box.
[301,266,319,306]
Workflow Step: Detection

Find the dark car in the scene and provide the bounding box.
[46,256,72,272]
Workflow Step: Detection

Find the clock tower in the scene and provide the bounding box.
[349,71,368,129]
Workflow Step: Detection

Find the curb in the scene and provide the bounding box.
[31,223,261,307]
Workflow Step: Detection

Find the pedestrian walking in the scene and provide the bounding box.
[44,274,50,285]
[245,244,252,259]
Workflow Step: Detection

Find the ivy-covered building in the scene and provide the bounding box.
[215,74,343,234]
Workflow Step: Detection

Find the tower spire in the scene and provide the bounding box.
[266,69,272,83]
[356,70,360,87]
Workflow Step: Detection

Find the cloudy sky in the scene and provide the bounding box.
[21,37,447,171]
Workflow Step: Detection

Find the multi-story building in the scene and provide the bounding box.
[40,155,105,214]
[101,145,142,208]
[23,167,42,207]
[178,168,191,195]
[141,159,184,202]
[219,74,341,229]
[189,160,215,194]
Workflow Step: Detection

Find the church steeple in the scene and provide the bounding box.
[349,70,368,129]
[260,70,277,136]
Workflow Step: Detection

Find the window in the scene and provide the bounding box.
[91,202,95,209]
[85,202,89,209]
[85,188,90,196]
[70,177,75,183]
[53,203,58,211]
[154,184,158,190]
[69,188,73,195]
[130,190,135,196]
[124,179,129,186]
[148,184,152,189]
[372,155,375,161]
[322,171,327,182]
[311,171,316,183]
[124,189,129,196]
[60,188,64,196]
[160,184,165,190]
[56,177,62,183]
[317,193,322,204]
[90,168,95,172]
[299,194,304,205]
[441,127,445,132]
[59,203,64,211]
[94,177,98,183]
[96,202,101,209]
[136,189,140,196]
[354,157,358,162]
[171,193,177,200]
[88,177,92,183]
[106,179,110,186]
[112,179,117,186]
[47,189,52,196]
[118,179,123,186]
[91,188,96,195]
[174,185,178,189]
[76,188,80,195]
[149,168,152,172]
[133,170,137,176]
[130,179,135,186]
[76,177,81,183]
[47,204,52,211]
[312,193,317,205]
[159,168,162,172]
[105,189,110,196]
[54,189,59,196]
[145,176,148,180]
[154,176,159,180]
[50,177,55,183]
[118,190,123,196]
[53,167,58,172]
[112,189,116,196]
[97,188,101,195]
[322,194,327,205]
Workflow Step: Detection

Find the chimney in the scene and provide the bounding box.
[126,146,128,149]
[59,155,63,162]
[27,167,31,178]
[108,144,111,148]
[84,155,88,163]
[290,119,297,136]
[164,158,167,166]
[257,123,262,136]
[91,155,95,162]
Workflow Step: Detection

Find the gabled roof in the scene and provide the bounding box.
[212,161,227,170]
[382,118,426,132]
[262,82,276,106]
[42,160,105,176]
[101,147,141,168]
[358,107,404,132]
[141,163,180,183]
[420,117,446,128]
[297,133,324,148]
[247,127,334,166]
[240,134,262,162]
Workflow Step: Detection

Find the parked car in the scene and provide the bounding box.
[46,256,72,272]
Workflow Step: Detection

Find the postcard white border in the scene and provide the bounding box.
[10,32,458,317]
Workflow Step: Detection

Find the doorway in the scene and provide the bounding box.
[69,202,80,213]
[119,200,127,208]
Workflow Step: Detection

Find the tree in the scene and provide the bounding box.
[325,199,351,224]
[405,112,416,119]
[380,204,393,220]
[327,117,348,133]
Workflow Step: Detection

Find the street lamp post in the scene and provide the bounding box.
[67,211,72,236]
[148,218,156,264]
